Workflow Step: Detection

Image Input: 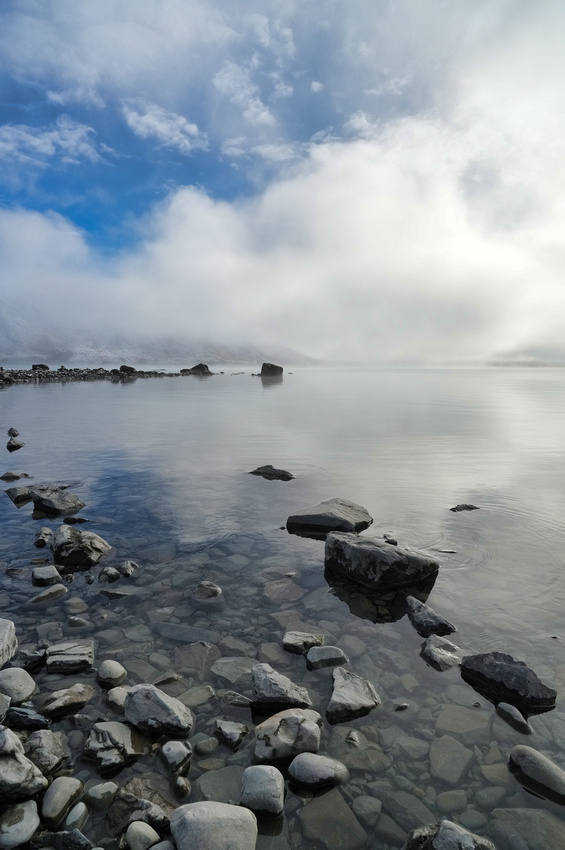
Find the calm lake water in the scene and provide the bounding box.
[1,366,565,848]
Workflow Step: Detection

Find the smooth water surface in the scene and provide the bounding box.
[1,366,565,848]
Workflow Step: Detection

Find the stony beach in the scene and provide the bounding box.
[0,372,565,850]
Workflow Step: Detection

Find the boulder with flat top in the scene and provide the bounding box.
[287,498,373,537]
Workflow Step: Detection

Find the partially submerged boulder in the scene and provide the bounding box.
[249,464,294,481]
[251,663,312,710]
[180,363,212,375]
[254,708,322,762]
[170,802,257,850]
[51,525,111,570]
[287,498,373,538]
[509,744,565,802]
[405,595,456,637]
[460,652,557,714]
[260,362,283,377]
[325,532,439,591]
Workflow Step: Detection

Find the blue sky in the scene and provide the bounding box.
[1,0,565,362]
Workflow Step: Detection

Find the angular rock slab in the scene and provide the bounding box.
[241,765,285,816]
[254,708,322,762]
[170,802,257,850]
[82,721,151,773]
[46,640,94,674]
[460,651,557,714]
[40,683,96,719]
[289,752,349,789]
[51,525,111,569]
[509,744,565,802]
[0,620,17,669]
[405,595,456,637]
[31,487,85,517]
[283,630,324,654]
[401,818,495,849]
[421,635,463,671]
[325,531,439,590]
[251,663,312,709]
[326,667,381,724]
[298,788,367,850]
[287,498,373,538]
[24,730,70,776]
[0,726,48,802]
[124,683,194,737]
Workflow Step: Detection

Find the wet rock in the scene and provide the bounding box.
[380,789,436,833]
[0,620,18,668]
[306,645,348,670]
[32,564,61,585]
[490,807,565,849]
[46,640,94,673]
[6,438,24,452]
[117,559,138,577]
[430,735,473,786]
[5,707,48,730]
[352,796,382,829]
[254,708,322,762]
[0,726,48,801]
[496,701,531,733]
[326,667,381,723]
[0,800,40,850]
[450,504,479,512]
[180,363,212,375]
[282,630,324,654]
[251,663,312,709]
[83,781,118,811]
[126,821,161,850]
[97,660,127,688]
[106,686,129,713]
[30,583,68,604]
[150,622,220,644]
[170,801,257,850]
[24,729,70,775]
[41,776,84,828]
[435,705,491,746]
[297,788,367,850]
[287,498,373,537]
[105,788,169,835]
[192,581,224,610]
[0,668,36,704]
[31,487,85,517]
[214,719,249,750]
[401,818,495,849]
[40,683,96,719]
[509,744,565,801]
[175,642,221,677]
[159,740,192,775]
[289,752,349,789]
[249,465,294,481]
[51,525,111,570]
[0,471,28,481]
[192,765,244,804]
[421,635,463,671]
[460,651,557,713]
[34,828,93,850]
[405,595,456,637]
[124,683,194,737]
[83,721,151,772]
[325,532,439,590]
[98,566,120,583]
[34,527,53,548]
[64,801,89,832]
[7,428,19,437]
[240,765,285,816]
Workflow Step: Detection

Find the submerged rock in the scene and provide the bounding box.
[254,708,322,762]
[405,595,456,637]
[450,504,480,512]
[421,634,463,671]
[401,818,495,849]
[325,531,439,591]
[460,651,557,713]
[251,663,312,709]
[51,525,111,569]
[509,744,565,801]
[83,721,151,772]
[496,701,531,733]
[326,667,381,724]
[24,730,70,776]
[170,802,257,850]
[249,464,294,481]
[282,630,324,654]
[240,765,285,816]
[287,498,373,537]
[124,683,194,737]
[288,752,349,789]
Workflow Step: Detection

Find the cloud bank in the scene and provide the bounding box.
[1,1,565,363]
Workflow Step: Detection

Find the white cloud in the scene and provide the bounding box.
[123,102,208,154]
[311,81,323,93]
[0,116,102,165]
[213,61,277,127]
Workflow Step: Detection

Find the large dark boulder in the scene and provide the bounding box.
[32,364,49,371]
[325,532,439,591]
[119,365,136,374]
[460,651,557,714]
[287,498,373,538]
[249,465,294,481]
[181,363,212,375]
[260,362,283,376]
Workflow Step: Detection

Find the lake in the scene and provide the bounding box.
[1,365,565,848]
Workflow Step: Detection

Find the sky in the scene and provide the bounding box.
[1,0,565,363]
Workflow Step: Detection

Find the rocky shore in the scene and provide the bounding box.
[0,425,564,849]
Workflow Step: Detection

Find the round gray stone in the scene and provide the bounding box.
[288,752,349,788]
[126,821,161,850]
[0,800,40,850]
[241,765,285,815]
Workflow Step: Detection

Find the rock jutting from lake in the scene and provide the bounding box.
[287,497,373,537]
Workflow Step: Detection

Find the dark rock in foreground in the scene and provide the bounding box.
[260,362,283,376]
[6,437,25,452]
[460,651,557,714]
[450,503,479,512]
[249,464,294,481]
[287,498,373,538]
[405,595,456,637]
[51,525,111,569]
[325,531,439,591]
[401,819,496,849]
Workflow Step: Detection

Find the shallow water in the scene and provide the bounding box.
[1,366,565,847]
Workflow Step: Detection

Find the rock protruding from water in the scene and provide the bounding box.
[83,721,150,772]
[254,708,322,762]
[260,362,283,376]
[249,464,294,481]
[401,818,496,849]
[34,527,53,548]
[170,801,258,850]
[509,744,565,801]
[289,752,349,789]
[240,765,285,816]
[31,487,85,516]
[45,640,94,674]
[450,504,480,512]
[325,532,439,591]
[6,437,25,452]
[326,667,381,723]
[283,630,325,654]
[51,525,111,569]
[180,363,212,375]
[0,620,18,669]
[496,701,531,733]
[460,651,557,713]
[251,663,312,709]
[124,683,194,737]
[405,596,456,637]
[421,635,463,671]
[306,645,348,670]
[0,725,48,801]
[287,499,373,537]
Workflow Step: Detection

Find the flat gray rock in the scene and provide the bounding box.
[306,645,348,670]
[83,721,150,772]
[51,525,111,569]
[213,719,249,750]
[326,667,381,723]
[31,488,85,516]
[0,620,17,669]
[429,735,473,786]
[510,744,565,801]
[421,634,463,671]
[298,788,367,850]
[490,807,565,849]
[170,802,257,850]
[254,708,322,762]
[192,765,244,805]
[39,683,95,719]
[325,531,439,590]
[0,800,40,850]
[282,630,324,654]
[401,818,495,849]
[251,663,312,709]
[45,640,94,673]
[124,683,194,737]
[289,752,349,788]
[241,765,285,815]
[210,656,255,686]
[31,564,61,585]
[461,651,557,712]
[405,595,456,637]
[287,498,373,536]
